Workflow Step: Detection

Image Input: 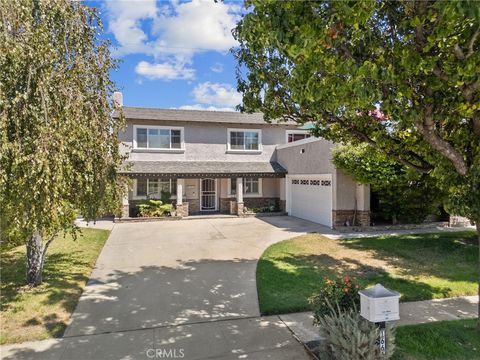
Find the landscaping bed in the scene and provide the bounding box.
[0,228,110,344]
[256,231,478,315]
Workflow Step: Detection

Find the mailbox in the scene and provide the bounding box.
[359,284,400,323]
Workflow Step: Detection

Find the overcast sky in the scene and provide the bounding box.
[87,0,244,110]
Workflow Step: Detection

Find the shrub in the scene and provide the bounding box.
[160,191,171,204]
[317,303,396,360]
[137,200,173,217]
[309,276,360,325]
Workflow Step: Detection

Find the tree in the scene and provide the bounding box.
[0,0,125,287]
[233,0,480,328]
[332,143,445,224]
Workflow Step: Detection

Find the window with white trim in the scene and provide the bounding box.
[228,129,261,151]
[135,178,177,198]
[134,126,183,150]
[229,178,262,196]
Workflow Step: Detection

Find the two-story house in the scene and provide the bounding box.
[115,92,370,228]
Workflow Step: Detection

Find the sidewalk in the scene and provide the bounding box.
[278,295,479,346]
[0,316,311,360]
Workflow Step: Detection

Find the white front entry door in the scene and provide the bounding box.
[287,174,333,227]
[201,178,217,211]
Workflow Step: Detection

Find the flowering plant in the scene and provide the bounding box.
[309,276,360,325]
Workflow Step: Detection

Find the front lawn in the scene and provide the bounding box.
[393,319,480,359]
[256,231,477,315]
[0,228,110,344]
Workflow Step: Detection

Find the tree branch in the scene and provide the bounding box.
[467,27,479,58]
[416,105,468,175]
[433,67,449,81]
[397,158,432,174]
[473,113,480,138]
[460,78,480,102]
[453,43,465,60]
[320,111,433,173]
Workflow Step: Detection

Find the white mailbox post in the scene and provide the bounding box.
[359,284,400,356]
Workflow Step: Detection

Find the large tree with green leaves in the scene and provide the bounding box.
[0,0,125,287]
[332,143,445,224]
[234,0,480,327]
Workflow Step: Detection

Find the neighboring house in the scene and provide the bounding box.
[114,92,370,228]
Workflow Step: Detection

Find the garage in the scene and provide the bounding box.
[286,174,333,227]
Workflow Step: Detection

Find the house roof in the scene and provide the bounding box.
[119,161,287,178]
[114,107,295,126]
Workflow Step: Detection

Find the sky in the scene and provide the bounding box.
[86,0,244,111]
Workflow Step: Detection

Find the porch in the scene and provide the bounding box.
[118,161,287,218]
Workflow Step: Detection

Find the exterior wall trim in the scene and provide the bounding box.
[285,129,310,143]
[226,128,263,153]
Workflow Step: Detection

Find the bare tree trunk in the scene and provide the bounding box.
[26,230,52,287]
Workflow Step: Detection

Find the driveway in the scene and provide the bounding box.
[3,216,325,360]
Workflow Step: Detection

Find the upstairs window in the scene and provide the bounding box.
[286,130,311,143]
[228,129,261,151]
[134,126,183,150]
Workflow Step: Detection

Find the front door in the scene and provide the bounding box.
[201,178,217,211]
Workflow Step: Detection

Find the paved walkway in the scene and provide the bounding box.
[279,295,479,345]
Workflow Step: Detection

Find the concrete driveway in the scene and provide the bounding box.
[4,216,325,360]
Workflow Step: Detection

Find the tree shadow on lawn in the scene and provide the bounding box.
[1,250,91,339]
[339,231,478,284]
[257,253,454,315]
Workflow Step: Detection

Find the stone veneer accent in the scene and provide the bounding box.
[243,197,280,212]
[187,199,200,215]
[175,203,189,217]
[279,200,286,212]
[237,202,244,215]
[332,210,370,228]
[121,205,129,218]
[449,215,472,227]
[221,197,280,214]
[229,200,237,215]
[219,198,230,213]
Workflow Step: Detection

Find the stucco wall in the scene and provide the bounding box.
[276,138,369,212]
[276,138,336,174]
[335,169,357,210]
[119,120,299,162]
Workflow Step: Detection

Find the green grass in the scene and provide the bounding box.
[393,319,480,359]
[0,228,110,344]
[256,231,478,314]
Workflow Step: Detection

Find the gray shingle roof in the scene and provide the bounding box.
[119,161,287,178]
[114,107,294,125]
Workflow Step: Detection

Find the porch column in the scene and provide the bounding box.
[279,177,286,212]
[121,183,129,218]
[355,183,370,227]
[236,177,244,215]
[176,179,184,206]
[175,179,189,217]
